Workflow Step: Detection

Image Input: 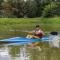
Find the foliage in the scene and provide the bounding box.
[42,2,58,17]
[24,0,37,18]
[0,17,60,31]
[0,0,60,18]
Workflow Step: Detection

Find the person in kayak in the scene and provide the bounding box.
[26,25,44,50]
[34,25,44,38]
[26,25,45,39]
[30,25,45,47]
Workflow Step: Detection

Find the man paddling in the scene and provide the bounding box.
[31,25,45,47]
[34,25,44,38]
[26,25,44,38]
[26,25,44,51]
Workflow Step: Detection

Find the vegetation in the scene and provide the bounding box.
[0,0,60,18]
[0,17,60,36]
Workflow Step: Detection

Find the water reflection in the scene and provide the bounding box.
[0,44,43,60]
[9,46,20,57]
[0,45,31,60]
[0,42,60,60]
[0,46,12,60]
[18,46,30,60]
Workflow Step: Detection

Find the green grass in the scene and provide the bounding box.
[0,17,60,36]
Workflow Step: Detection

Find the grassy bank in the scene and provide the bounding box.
[0,17,60,36]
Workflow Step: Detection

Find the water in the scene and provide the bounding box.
[0,41,60,60]
[0,35,60,60]
[0,24,60,60]
[0,44,41,60]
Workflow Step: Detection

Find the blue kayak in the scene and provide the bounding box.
[0,37,49,43]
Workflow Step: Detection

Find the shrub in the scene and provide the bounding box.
[42,2,58,17]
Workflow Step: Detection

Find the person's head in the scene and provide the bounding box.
[35,25,40,30]
[50,32,58,35]
[36,25,40,28]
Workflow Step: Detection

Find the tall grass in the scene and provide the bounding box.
[0,17,60,36]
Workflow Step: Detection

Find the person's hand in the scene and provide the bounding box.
[32,36,39,38]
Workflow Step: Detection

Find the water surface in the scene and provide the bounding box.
[0,42,60,60]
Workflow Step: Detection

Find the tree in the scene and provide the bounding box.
[0,0,60,18]
[1,0,14,17]
[42,2,59,17]
[24,0,37,18]
[12,0,25,18]
[0,0,4,17]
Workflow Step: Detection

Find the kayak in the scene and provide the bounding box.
[0,36,49,43]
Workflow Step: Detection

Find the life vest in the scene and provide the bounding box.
[35,33,43,38]
[35,29,44,38]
